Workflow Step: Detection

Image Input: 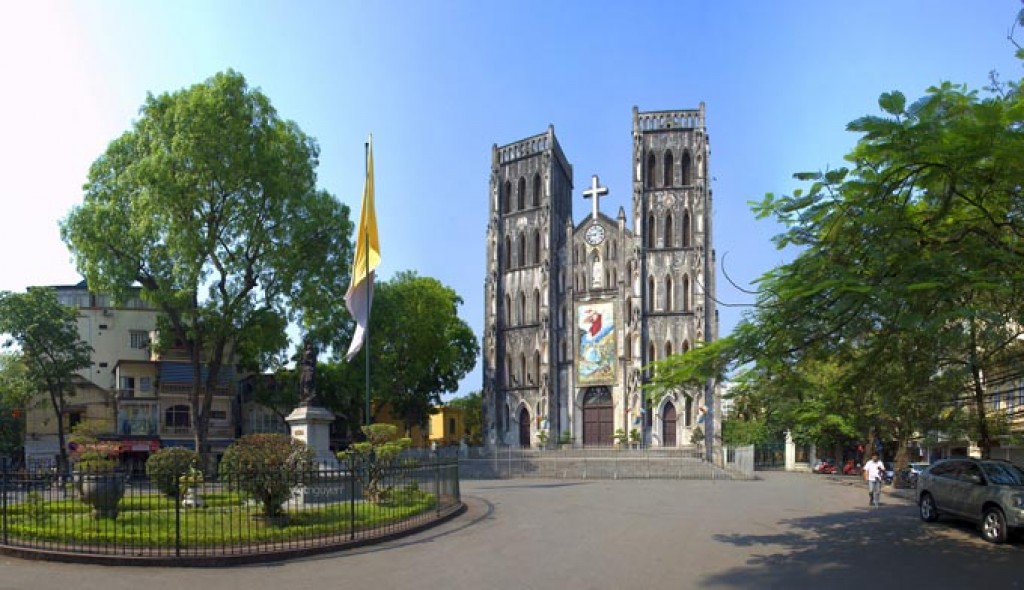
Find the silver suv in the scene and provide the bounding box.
[917,458,1024,543]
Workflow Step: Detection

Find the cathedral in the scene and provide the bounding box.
[482,105,719,448]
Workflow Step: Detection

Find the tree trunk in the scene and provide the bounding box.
[969,323,991,459]
[51,391,68,472]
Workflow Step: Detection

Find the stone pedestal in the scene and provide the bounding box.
[286,405,338,468]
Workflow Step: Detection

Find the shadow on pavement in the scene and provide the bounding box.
[700,500,1024,590]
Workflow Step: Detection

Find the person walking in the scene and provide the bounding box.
[863,452,885,507]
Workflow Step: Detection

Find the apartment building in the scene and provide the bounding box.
[23,282,244,472]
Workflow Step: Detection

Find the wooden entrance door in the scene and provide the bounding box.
[663,402,677,447]
[582,387,613,446]
[518,407,530,447]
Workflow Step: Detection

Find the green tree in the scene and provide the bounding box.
[219,433,315,518]
[449,391,482,445]
[743,47,1024,457]
[0,289,93,471]
[348,271,478,432]
[62,71,354,467]
[337,423,411,504]
[0,353,31,459]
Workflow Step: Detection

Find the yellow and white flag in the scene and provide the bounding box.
[344,135,381,362]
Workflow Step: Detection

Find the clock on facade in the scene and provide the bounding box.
[584,224,606,245]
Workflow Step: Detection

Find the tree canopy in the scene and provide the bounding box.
[650,34,1024,460]
[0,289,93,469]
[0,353,31,459]
[349,271,479,431]
[61,70,353,465]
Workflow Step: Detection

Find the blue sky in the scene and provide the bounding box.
[1,0,1021,397]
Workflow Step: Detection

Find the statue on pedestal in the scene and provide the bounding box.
[299,340,320,407]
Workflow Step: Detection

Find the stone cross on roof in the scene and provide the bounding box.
[582,174,608,222]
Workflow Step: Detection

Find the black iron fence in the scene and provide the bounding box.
[0,458,460,563]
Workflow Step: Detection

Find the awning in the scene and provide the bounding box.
[119,440,161,453]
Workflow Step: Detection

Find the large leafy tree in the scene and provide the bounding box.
[348,271,478,432]
[0,289,93,470]
[649,37,1024,459]
[449,391,483,445]
[62,71,353,467]
[750,75,1024,458]
[0,353,32,460]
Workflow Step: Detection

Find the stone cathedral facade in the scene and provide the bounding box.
[482,105,719,448]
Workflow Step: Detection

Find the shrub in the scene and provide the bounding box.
[146,448,199,497]
[68,420,118,473]
[219,434,315,518]
[338,424,411,504]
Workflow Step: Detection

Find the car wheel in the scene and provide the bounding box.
[919,493,939,522]
[982,507,1008,544]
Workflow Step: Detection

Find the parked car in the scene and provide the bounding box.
[812,459,836,474]
[917,458,1024,543]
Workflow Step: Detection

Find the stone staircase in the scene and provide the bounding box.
[454,448,749,481]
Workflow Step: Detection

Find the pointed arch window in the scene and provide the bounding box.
[505,235,512,267]
[533,288,541,322]
[533,230,541,264]
[505,294,512,325]
[665,213,674,248]
[518,233,526,267]
[647,276,655,310]
[612,267,617,286]
[646,151,657,188]
[665,340,673,358]
[647,214,656,249]
[533,350,541,384]
[681,151,692,185]
[517,177,526,210]
[519,353,527,386]
[683,275,692,311]
[663,150,674,187]
[506,355,514,386]
[532,173,541,207]
[682,340,690,353]
[503,180,512,213]
[648,341,657,364]
[665,274,674,310]
[519,292,527,324]
[682,210,692,247]
[684,396,693,427]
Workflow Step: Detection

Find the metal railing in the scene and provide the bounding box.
[442,445,755,480]
[0,458,460,563]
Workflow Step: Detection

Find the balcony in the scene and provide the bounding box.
[160,425,235,439]
[158,383,233,397]
[118,419,159,437]
[116,388,158,401]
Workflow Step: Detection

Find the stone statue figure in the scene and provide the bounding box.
[298,340,320,407]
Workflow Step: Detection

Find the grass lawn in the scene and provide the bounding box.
[4,486,438,548]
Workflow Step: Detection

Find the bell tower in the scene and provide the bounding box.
[483,126,573,446]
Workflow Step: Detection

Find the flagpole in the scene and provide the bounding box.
[364,139,372,427]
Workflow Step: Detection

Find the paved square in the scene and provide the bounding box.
[2,473,1021,589]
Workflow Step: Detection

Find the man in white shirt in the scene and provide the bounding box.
[863,453,885,507]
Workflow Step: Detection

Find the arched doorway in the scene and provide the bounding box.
[518,407,530,447]
[583,387,613,446]
[663,402,677,447]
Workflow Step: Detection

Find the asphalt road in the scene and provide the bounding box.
[1,472,1022,590]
